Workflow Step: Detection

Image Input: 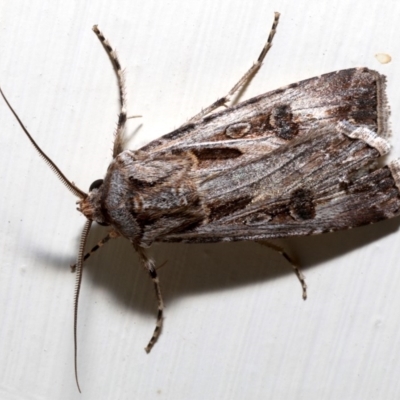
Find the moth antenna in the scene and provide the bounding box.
[0,87,87,199]
[92,25,127,158]
[74,219,93,393]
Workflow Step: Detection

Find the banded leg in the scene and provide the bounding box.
[92,25,127,157]
[70,231,120,272]
[188,12,280,123]
[134,245,164,353]
[257,240,307,300]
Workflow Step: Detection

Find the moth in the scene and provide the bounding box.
[2,12,400,391]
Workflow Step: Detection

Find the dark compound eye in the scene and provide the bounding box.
[89,179,104,191]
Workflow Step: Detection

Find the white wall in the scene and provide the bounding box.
[1,0,400,399]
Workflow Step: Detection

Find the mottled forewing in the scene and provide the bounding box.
[140,68,389,160]
[160,122,400,243]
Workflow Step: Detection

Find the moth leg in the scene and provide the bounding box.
[188,12,280,123]
[92,25,127,157]
[257,241,307,300]
[70,231,120,272]
[134,245,164,353]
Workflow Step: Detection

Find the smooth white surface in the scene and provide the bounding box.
[1,0,400,399]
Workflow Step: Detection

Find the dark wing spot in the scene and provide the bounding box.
[192,147,242,161]
[270,104,299,140]
[290,188,315,220]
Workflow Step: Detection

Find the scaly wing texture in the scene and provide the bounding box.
[140,68,389,164]
[161,122,400,243]
[115,68,395,245]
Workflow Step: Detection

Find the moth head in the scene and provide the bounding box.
[77,179,109,227]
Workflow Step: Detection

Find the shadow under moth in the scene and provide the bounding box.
[2,12,400,391]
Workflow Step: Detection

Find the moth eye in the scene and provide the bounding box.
[89,179,104,191]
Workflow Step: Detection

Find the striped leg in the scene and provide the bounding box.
[257,241,307,300]
[188,12,280,123]
[134,245,164,353]
[70,231,120,272]
[92,25,127,157]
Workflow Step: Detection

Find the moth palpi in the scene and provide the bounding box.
[2,12,400,392]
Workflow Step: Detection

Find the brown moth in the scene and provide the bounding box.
[2,12,400,391]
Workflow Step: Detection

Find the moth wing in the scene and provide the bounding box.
[140,68,389,157]
[160,122,400,243]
